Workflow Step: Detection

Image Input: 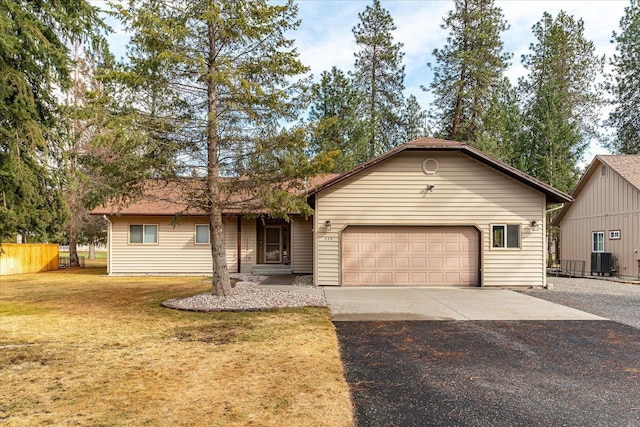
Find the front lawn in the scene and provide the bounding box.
[0,267,353,426]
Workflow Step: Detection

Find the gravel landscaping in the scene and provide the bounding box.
[162,274,326,311]
[519,276,640,329]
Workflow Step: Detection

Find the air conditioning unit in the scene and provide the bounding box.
[591,252,613,275]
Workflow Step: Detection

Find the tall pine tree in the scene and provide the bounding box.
[426,0,511,145]
[606,0,640,154]
[351,0,406,160]
[308,67,364,172]
[110,0,331,295]
[0,0,103,241]
[519,11,604,192]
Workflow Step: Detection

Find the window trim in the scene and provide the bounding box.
[195,224,210,245]
[129,224,158,245]
[491,224,521,249]
[609,230,621,240]
[592,231,605,252]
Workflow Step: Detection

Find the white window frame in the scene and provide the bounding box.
[491,224,521,249]
[195,224,210,244]
[129,224,158,245]
[592,231,605,252]
[609,230,621,240]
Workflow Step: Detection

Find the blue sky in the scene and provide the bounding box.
[103,0,630,161]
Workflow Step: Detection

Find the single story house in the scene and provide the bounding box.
[553,155,640,280]
[92,138,572,287]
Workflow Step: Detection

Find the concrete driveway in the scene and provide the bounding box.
[323,286,606,321]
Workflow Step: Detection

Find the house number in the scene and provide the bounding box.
[324,236,333,241]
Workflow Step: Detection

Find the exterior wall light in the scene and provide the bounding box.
[529,220,539,231]
[325,220,331,231]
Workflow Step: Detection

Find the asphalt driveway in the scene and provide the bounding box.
[335,320,640,427]
[332,279,640,426]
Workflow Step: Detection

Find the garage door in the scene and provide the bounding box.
[342,226,479,286]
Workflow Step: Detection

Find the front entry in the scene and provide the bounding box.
[264,226,282,263]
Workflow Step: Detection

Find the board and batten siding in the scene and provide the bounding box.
[291,217,313,273]
[108,216,239,274]
[314,151,546,287]
[559,163,640,279]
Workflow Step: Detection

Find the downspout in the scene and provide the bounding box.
[103,215,112,275]
[237,216,242,274]
[545,204,565,286]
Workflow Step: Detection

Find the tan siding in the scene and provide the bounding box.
[224,218,238,272]
[315,152,546,287]
[559,166,640,279]
[239,218,257,273]
[291,217,313,273]
[108,216,238,274]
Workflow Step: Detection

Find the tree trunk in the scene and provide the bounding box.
[88,242,96,260]
[69,230,80,267]
[207,16,231,296]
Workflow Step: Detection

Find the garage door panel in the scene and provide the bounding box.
[378,242,393,253]
[394,272,409,283]
[395,257,409,268]
[342,226,478,286]
[378,257,393,268]
[394,242,409,253]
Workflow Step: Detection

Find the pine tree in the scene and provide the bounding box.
[519,11,604,192]
[0,0,103,241]
[426,0,511,144]
[476,78,525,168]
[308,67,364,172]
[400,95,427,142]
[109,0,330,295]
[351,0,406,160]
[606,0,640,154]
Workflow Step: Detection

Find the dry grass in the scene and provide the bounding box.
[0,266,354,426]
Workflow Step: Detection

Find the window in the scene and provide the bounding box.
[592,231,605,252]
[129,224,158,244]
[492,224,521,249]
[195,224,210,244]
[609,230,621,240]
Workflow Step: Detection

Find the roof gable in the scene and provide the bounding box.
[307,137,572,204]
[553,154,640,224]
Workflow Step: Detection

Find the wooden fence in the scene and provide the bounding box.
[0,244,60,276]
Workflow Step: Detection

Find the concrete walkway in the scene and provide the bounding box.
[323,286,608,321]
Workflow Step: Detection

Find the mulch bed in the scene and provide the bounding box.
[335,320,640,427]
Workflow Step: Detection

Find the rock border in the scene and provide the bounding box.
[162,274,326,312]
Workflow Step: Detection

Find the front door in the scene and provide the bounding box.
[265,226,282,263]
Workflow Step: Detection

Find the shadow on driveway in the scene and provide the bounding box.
[335,320,640,427]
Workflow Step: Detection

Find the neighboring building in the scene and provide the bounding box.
[554,155,640,280]
[92,138,571,287]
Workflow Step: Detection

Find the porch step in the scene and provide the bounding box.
[252,264,292,276]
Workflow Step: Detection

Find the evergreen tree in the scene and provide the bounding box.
[0,0,103,241]
[110,0,330,295]
[476,78,525,168]
[351,0,406,160]
[400,95,427,142]
[426,0,511,144]
[308,67,364,172]
[606,0,640,154]
[519,11,604,191]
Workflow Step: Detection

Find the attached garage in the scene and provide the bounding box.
[310,138,573,288]
[341,226,479,286]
